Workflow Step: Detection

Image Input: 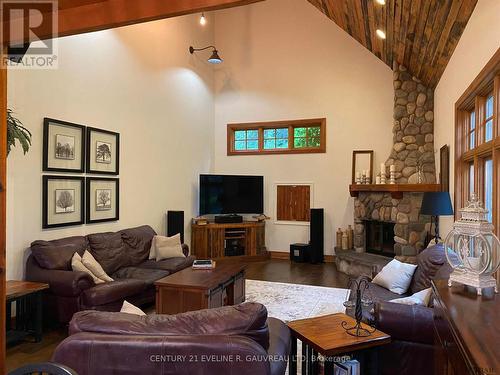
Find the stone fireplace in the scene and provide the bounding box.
[352,63,435,257]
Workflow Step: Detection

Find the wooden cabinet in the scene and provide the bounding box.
[191,221,267,260]
[432,280,499,375]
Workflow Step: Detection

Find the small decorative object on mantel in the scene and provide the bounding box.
[342,277,376,337]
[380,163,387,184]
[389,164,396,184]
[444,194,500,295]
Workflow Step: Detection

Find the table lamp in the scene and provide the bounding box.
[420,192,454,243]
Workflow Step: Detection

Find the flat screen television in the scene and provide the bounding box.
[199,174,264,215]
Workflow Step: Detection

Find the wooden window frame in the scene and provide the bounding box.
[455,48,500,238]
[227,118,326,156]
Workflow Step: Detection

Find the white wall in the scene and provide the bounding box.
[434,0,500,236]
[213,0,394,254]
[7,14,216,279]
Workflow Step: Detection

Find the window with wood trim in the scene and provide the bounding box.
[276,184,311,222]
[227,119,326,155]
[455,50,500,237]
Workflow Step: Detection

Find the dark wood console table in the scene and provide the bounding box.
[432,279,499,375]
[191,221,267,261]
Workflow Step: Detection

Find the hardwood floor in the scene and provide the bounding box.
[6,259,349,372]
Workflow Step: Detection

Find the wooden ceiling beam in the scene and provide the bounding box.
[3,0,264,44]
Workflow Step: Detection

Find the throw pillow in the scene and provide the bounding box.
[155,234,185,261]
[82,250,114,282]
[120,300,146,316]
[71,252,104,284]
[372,259,418,295]
[390,288,432,306]
[148,236,156,260]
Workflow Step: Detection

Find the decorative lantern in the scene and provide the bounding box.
[444,194,500,295]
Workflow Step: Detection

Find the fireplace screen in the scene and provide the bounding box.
[364,220,395,257]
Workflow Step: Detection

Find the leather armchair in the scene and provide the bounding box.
[53,303,290,375]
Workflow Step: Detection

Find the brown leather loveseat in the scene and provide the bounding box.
[347,244,452,375]
[26,225,194,324]
[53,302,291,375]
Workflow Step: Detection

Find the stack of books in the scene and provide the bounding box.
[192,260,216,270]
[334,360,360,375]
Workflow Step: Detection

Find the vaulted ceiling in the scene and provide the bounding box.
[307,0,478,88]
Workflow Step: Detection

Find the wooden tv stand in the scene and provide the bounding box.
[191,221,268,261]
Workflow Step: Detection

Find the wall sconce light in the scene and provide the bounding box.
[200,13,207,26]
[189,45,223,64]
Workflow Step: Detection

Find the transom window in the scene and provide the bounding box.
[227,118,326,155]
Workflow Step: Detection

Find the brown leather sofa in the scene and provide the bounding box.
[26,225,194,324]
[53,302,290,375]
[347,244,452,375]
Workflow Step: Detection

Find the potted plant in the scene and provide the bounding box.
[7,109,31,155]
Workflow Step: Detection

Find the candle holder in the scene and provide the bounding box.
[380,174,387,184]
[342,277,376,337]
[389,171,396,184]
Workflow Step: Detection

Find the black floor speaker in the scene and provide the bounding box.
[167,211,184,243]
[309,208,324,263]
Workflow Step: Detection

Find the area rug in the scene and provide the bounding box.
[245,279,350,322]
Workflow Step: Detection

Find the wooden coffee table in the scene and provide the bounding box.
[287,313,390,375]
[155,263,246,314]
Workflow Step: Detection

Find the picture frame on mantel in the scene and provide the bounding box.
[439,145,450,192]
[43,118,86,173]
[352,150,373,184]
[86,127,120,175]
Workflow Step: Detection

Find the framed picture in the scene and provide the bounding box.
[86,127,120,175]
[352,150,374,184]
[440,145,450,192]
[43,118,86,173]
[86,177,119,223]
[42,176,84,229]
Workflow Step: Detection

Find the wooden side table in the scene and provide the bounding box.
[6,280,49,345]
[287,313,390,375]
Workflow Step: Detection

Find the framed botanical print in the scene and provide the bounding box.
[86,177,119,223]
[43,118,86,173]
[86,127,120,175]
[43,176,85,229]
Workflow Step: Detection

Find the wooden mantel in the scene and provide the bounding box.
[349,184,441,199]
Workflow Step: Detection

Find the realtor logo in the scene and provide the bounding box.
[1,0,58,69]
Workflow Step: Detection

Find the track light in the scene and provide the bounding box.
[375,0,386,5]
[189,45,223,64]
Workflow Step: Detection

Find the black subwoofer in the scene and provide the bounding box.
[167,211,184,243]
[309,208,324,263]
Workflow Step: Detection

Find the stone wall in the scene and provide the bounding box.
[386,63,435,183]
[352,63,435,257]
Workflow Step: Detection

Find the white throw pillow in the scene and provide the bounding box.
[155,234,185,261]
[120,300,146,316]
[148,236,157,260]
[372,259,417,295]
[82,250,114,282]
[71,252,104,284]
[390,288,432,306]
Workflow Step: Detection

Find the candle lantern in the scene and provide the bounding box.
[444,194,500,295]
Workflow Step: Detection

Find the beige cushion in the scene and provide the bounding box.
[390,288,432,306]
[372,259,417,295]
[71,252,104,284]
[148,236,156,260]
[120,300,146,316]
[82,250,114,282]
[155,234,185,261]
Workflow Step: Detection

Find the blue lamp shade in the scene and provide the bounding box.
[420,192,454,216]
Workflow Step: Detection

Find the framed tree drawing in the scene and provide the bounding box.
[86,177,119,223]
[43,176,85,229]
[43,118,86,173]
[86,127,120,175]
